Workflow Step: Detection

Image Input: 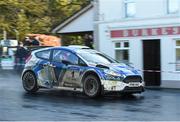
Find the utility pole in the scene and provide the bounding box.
[3,28,7,40]
[2,28,7,56]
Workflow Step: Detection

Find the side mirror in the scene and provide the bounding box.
[61,60,72,65]
[78,58,87,67]
[79,62,87,67]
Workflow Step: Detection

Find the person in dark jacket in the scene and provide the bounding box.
[84,34,93,49]
[0,46,2,58]
[23,37,32,46]
[15,42,29,70]
[23,37,39,46]
[31,38,39,46]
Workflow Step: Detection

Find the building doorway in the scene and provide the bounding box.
[143,39,161,86]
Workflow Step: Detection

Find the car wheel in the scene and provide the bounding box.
[22,71,39,93]
[83,75,101,98]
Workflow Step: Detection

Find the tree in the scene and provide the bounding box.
[48,0,90,28]
[0,0,90,42]
[16,10,30,41]
[48,0,90,45]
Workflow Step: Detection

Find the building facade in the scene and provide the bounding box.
[94,0,180,88]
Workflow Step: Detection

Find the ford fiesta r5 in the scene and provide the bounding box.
[21,45,144,98]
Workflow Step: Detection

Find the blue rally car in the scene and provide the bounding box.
[22,45,144,98]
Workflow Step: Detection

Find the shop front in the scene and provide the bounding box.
[102,26,180,88]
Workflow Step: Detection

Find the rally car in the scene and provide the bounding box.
[21,45,144,98]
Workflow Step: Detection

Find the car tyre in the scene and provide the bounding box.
[22,71,39,93]
[83,75,101,98]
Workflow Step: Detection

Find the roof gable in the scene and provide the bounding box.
[52,4,94,34]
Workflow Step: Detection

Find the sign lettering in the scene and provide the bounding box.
[111,26,180,38]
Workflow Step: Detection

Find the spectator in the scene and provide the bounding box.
[15,42,29,70]
[84,34,93,49]
[23,37,32,46]
[23,36,40,46]
[31,37,39,46]
[0,46,2,58]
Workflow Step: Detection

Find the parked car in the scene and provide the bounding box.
[21,45,144,98]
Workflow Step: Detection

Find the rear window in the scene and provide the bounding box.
[35,50,51,60]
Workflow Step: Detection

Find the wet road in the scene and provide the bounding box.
[0,70,180,121]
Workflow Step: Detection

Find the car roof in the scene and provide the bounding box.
[32,45,99,54]
[54,45,90,52]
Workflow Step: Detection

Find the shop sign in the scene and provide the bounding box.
[111,26,180,38]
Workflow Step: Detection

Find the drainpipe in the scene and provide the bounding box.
[93,0,100,51]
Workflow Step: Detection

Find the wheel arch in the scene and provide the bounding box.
[22,70,37,81]
[81,70,101,84]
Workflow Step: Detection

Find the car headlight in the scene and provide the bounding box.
[104,69,121,76]
[104,69,124,80]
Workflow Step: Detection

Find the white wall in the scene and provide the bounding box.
[97,0,180,22]
[136,0,166,18]
[129,38,143,74]
[98,25,180,81]
[98,0,123,21]
[160,36,180,88]
[94,0,180,88]
[161,36,176,81]
[57,8,94,33]
[98,24,114,56]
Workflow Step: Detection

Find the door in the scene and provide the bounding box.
[36,49,53,88]
[143,39,161,86]
[51,49,82,87]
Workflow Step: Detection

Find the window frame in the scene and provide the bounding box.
[175,40,180,71]
[52,49,80,66]
[114,41,130,63]
[167,0,179,14]
[35,49,51,61]
[124,0,136,18]
[52,49,63,63]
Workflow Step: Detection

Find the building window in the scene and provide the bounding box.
[125,0,136,17]
[176,40,180,71]
[115,41,129,63]
[167,0,179,14]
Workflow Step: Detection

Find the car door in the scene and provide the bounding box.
[36,49,53,88]
[51,49,84,88]
[62,55,81,88]
[50,49,67,87]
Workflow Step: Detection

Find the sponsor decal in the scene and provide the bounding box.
[111,26,180,38]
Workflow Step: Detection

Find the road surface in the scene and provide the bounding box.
[0,70,180,121]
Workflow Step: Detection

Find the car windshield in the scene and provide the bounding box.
[78,51,118,64]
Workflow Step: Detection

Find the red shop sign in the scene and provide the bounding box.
[111,26,180,38]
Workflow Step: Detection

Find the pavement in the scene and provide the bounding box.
[0,69,180,121]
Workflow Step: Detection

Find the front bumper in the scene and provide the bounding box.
[101,80,144,93]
